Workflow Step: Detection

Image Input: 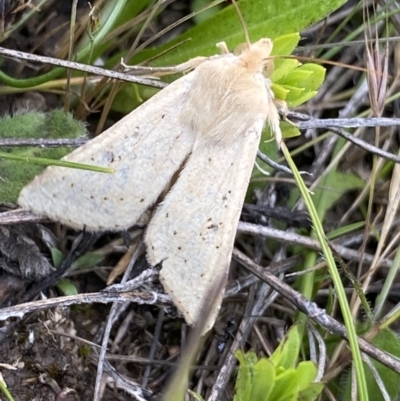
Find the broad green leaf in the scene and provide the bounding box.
[280,121,301,139]
[143,0,348,67]
[297,383,324,401]
[269,325,301,369]
[295,64,326,91]
[71,253,105,269]
[234,350,257,401]
[271,60,302,82]
[277,70,314,87]
[362,329,400,401]
[56,279,78,296]
[250,358,275,401]
[271,83,290,100]
[311,170,365,214]
[51,248,65,269]
[272,363,319,401]
[115,0,331,111]
[287,90,318,107]
[281,85,305,102]
[295,361,319,387]
[272,33,301,57]
[269,368,298,401]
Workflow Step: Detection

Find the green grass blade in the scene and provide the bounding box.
[280,142,368,401]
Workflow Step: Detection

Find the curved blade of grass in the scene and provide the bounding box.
[0,152,113,173]
[0,0,130,88]
[280,142,368,401]
[1,0,52,42]
[161,273,226,401]
[0,376,14,401]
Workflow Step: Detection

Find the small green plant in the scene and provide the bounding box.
[233,325,324,401]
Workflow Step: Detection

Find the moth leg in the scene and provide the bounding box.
[274,98,296,127]
[274,98,288,116]
[120,57,208,77]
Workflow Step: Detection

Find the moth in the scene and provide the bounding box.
[18,38,282,331]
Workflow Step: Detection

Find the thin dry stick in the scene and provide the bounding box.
[237,222,393,268]
[0,138,87,147]
[232,249,400,374]
[93,242,145,401]
[0,47,166,88]
[141,309,164,388]
[2,113,400,164]
[289,111,400,163]
[0,290,170,321]
[0,208,393,269]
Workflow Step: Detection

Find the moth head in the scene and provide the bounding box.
[239,38,274,73]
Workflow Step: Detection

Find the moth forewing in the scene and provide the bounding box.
[18,74,197,231]
[146,122,263,329]
[146,40,280,329]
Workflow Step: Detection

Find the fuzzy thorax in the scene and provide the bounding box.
[239,38,273,72]
[179,38,276,146]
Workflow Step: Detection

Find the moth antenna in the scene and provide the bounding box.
[231,0,251,48]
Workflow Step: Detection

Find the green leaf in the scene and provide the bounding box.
[142,0,348,67]
[0,152,114,172]
[279,70,314,87]
[50,248,64,269]
[269,325,301,369]
[297,383,324,401]
[271,83,290,100]
[250,358,275,401]
[56,278,78,296]
[286,90,318,107]
[311,170,365,214]
[269,368,298,401]
[295,361,319,387]
[280,121,301,139]
[234,350,258,401]
[71,253,105,270]
[363,329,400,401]
[271,363,319,401]
[280,63,326,106]
[295,64,327,91]
[234,347,323,401]
[271,60,302,82]
[272,33,301,57]
[280,85,305,102]
[280,142,369,401]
